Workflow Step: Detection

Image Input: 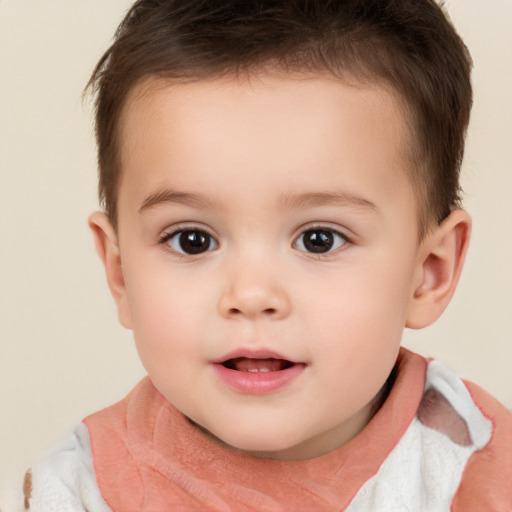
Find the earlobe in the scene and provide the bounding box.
[88,212,133,329]
[406,209,471,329]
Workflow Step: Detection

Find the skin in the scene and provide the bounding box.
[90,73,471,461]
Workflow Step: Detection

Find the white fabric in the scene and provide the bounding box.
[425,360,492,449]
[27,423,112,512]
[345,361,493,512]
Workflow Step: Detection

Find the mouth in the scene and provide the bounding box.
[221,357,296,373]
[211,350,305,394]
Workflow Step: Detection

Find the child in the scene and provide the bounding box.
[21,0,512,510]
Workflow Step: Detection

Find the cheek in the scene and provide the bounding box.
[123,261,212,355]
[307,280,405,411]
[304,260,413,363]
[126,277,208,399]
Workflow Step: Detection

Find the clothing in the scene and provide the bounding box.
[24,349,512,511]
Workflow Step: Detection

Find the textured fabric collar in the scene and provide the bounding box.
[84,348,427,511]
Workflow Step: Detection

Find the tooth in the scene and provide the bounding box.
[248,369,258,373]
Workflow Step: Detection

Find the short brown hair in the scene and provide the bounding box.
[86,0,472,236]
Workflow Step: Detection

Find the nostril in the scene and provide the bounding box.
[227,307,277,317]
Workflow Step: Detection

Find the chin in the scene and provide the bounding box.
[209,425,300,457]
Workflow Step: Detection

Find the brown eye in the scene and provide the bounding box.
[294,229,347,254]
[166,229,218,255]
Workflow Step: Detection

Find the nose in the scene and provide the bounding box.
[218,258,291,320]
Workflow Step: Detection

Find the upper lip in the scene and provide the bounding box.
[211,348,300,365]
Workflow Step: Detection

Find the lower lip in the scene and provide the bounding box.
[211,363,306,395]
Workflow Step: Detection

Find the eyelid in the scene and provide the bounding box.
[158,222,217,241]
[294,222,352,242]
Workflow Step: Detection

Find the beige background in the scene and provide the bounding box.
[1,0,511,499]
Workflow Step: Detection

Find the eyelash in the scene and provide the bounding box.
[158,225,351,257]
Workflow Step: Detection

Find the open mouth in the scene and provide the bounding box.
[212,352,305,394]
[221,357,295,373]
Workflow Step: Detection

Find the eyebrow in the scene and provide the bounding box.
[139,187,379,214]
[138,187,219,213]
[279,191,379,212]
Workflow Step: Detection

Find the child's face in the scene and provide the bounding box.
[107,74,426,460]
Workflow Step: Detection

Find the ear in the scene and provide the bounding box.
[406,209,471,329]
[88,212,133,329]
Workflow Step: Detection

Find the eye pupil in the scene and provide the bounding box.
[303,230,334,253]
[179,231,210,254]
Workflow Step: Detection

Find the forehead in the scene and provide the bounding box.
[120,72,407,146]
[116,73,416,223]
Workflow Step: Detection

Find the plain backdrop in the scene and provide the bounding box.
[1,0,511,499]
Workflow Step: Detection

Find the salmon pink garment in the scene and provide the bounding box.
[83,349,512,511]
[84,350,423,511]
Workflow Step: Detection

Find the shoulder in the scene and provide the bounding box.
[23,423,112,512]
[448,376,512,511]
[423,360,512,511]
[347,352,512,511]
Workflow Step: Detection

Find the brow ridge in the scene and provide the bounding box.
[139,187,218,212]
[139,187,379,214]
[280,191,379,212]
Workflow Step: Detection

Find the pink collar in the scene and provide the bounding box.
[84,348,427,511]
